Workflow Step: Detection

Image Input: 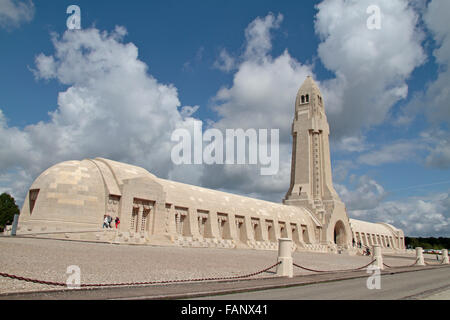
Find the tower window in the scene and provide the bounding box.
[306,95,309,103]
[301,95,305,104]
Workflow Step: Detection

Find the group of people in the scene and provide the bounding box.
[103,215,120,229]
[355,240,390,251]
[352,240,371,255]
[363,247,371,256]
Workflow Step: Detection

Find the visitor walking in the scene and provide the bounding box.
[102,215,109,229]
[107,215,112,228]
[115,217,120,229]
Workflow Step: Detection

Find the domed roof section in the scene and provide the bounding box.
[349,219,399,236]
[92,158,158,186]
[26,159,106,226]
[378,222,404,235]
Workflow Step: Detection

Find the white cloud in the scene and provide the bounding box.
[213,49,236,73]
[212,13,313,140]
[199,144,293,202]
[182,47,204,72]
[332,160,355,182]
[213,51,313,140]
[0,0,34,29]
[243,13,283,61]
[315,0,426,140]
[335,175,386,211]
[357,141,424,166]
[180,105,199,118]
[392,0,450,169]
[350,192,450,237]
[333,136,368,153]
[421,0,450,125]
[337,173,450,236]
[0,168,33,202]
[423,130,450,169]
[0,26,194,203]
[199,13,314,200]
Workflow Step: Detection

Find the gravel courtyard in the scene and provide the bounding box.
[0,236,418,294]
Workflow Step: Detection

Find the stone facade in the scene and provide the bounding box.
[15,77,405,253]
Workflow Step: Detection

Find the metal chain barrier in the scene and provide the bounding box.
[0,261,281,289]
[383,258,420,269]
[0,273,66,287]
[293,260,376,273]
[425,260,446,266]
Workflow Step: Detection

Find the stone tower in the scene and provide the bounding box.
[283,76,352,248]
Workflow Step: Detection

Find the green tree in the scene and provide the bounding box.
[0,193,20,232]
[406,237,450,250]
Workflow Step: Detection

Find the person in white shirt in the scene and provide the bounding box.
[102,215,109,229]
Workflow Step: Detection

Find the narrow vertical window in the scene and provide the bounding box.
[29,189,40,215]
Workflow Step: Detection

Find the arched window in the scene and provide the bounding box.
[301,95,305,104]
[306,94,309,103]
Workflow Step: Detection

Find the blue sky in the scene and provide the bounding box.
[0,0,449,237]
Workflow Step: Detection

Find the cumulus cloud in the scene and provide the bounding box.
[315,0,426,140]
[397,0,450,126]
[180,105,199,118]
[417,1,450,150]
[336,173,450,236]
[333,136,368,153]
[350,192,450,237]
[204,2,427,201]
[0,26,194,203]
[243,13,283,61]
[391,0,450,170]
[422,130,450,169]
[357,141,425,166]
[212,13,313,137]
[0,0,34,29]
[332,160,355,182]
[213,49,236,73]
[199,13,314,200]
[335,175,386,211]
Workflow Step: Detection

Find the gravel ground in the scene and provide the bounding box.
[0,236,418,294]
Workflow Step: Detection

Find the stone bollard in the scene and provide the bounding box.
[416,247,425,266]
[276,238,293,278]
[372,245,384,270]
[442,249,449,264]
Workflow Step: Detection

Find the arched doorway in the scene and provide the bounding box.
[333,220,347,246]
